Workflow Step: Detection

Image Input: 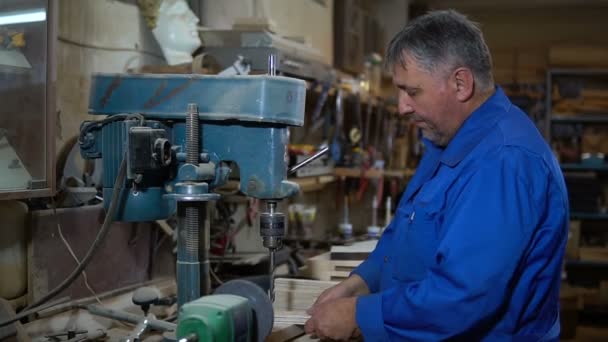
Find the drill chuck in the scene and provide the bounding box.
[259,212,285,250]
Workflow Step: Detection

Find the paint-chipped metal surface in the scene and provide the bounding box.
[88,74,307,126]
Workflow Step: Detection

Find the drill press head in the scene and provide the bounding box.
[80,73,307,221]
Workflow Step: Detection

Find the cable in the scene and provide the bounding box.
[56,223,103,306]
[58,35,164,60]
[209,267,224,285]
[0,153,128,328]
[50,197,103,305]
[79,114,144,147]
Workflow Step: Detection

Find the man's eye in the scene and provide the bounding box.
[407,90,417,97]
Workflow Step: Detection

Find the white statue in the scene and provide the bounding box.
[142,0,202,65]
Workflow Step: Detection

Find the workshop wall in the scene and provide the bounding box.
[197,0,334,65]
[56,0,164,158]
[461,6,608,83]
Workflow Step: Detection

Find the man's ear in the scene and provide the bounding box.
[453,67,475,102]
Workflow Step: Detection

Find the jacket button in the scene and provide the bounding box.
[384,256,389,263]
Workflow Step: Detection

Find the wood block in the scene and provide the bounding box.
[565,221,581,260]
[304,252,332,281]
[579,247,608,263]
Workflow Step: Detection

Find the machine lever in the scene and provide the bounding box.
[289,146,329,175]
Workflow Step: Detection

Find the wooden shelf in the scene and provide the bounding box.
[566,260,608,267]
[561,163,608,172]
[571,212,608,220]
[551,114,608,124]
[289,175,336,192]
[333,167,414,179]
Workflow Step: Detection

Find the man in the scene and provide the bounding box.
[305,10,568,341]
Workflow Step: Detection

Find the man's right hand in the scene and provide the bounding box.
[307,274,370,315]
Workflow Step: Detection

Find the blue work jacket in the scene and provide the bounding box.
[352,87,569,341]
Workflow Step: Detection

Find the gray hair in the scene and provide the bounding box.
[386,10,494,90]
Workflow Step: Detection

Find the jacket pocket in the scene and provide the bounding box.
[392,204,441,282]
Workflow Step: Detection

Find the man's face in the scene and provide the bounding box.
[393,55,458,147]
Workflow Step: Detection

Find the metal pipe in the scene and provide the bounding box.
[123,317,151,342]
[65,329,106,342]
[84,304,176,332]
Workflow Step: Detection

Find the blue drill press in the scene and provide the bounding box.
[79,69,312,341]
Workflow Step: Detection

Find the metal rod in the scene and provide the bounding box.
[268,54,277,76]
[289,146,329,175]
[201,204,210,296]
[177,103,203,307]
[269,250,275,302]
[186,103,199,164]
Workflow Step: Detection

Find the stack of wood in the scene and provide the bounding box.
[273,278,338,327]
[274,278,338,312]
[553,87,608,115]
[329,240,377,281]
[302,240,377,281]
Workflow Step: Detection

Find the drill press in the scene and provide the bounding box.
[79,71,313,340]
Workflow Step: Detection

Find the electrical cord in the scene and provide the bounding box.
[79,114,144,147]
[0,153,128,328]
[56,223,103,306]
[58,35,164,60]
[50,197,103,305]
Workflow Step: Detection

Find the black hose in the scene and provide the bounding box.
[0,153,128,328]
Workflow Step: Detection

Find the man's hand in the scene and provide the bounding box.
[304,297,360,340]
[307,275,369,315]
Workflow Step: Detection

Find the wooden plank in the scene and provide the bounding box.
[273,278,337,312]
[550,45,608,69]
[274,310,310,327]
[268,325,307,342]
[580,247,608,263]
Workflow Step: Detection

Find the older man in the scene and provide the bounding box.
[305,10,568,341]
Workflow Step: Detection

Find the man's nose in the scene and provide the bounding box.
[399,96,414,116]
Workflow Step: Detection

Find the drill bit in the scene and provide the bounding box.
[260,201,283,302]
[269,249,276,302]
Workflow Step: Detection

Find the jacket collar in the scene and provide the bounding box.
[438,86,511,167]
